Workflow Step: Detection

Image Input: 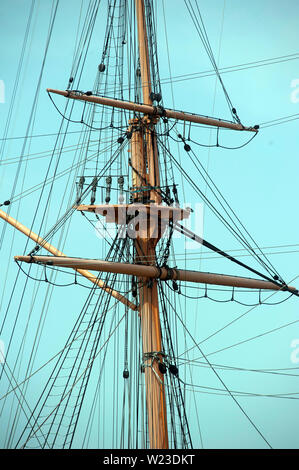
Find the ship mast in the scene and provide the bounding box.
[5,0,298,451]
[133,0,168,448]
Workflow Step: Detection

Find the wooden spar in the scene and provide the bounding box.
[46,88,258,133]
[0,208,137,311]
[13,255,298,293]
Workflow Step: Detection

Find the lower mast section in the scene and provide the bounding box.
[136,239,169,449]
[132,121,169,449]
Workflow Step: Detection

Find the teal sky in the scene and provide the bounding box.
[0,0,299,449]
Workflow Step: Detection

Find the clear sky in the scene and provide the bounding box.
[0,0,299,450]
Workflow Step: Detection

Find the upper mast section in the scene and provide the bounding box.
[135,0,153,105]
[134,0,161,204]
[47,1,259,133]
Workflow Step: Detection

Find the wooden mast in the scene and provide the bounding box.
[134,0,168,448]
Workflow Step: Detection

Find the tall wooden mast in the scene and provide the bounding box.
[9,0,297,451]
[133,0,168,448]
